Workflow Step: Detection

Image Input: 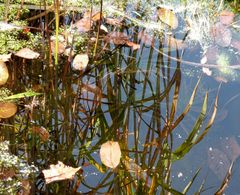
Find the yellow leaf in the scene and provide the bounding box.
[157,7,178,29]
[0,102,17,118]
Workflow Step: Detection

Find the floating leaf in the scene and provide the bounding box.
[219,10,235,25]
[72,54,89,71]
[42,161,81,184]
[15,48,40,59]
[205,46,219,64]
[31,126,50,141]
[100,141,121,168]
[0,102,17,118]
[0,61,9,86]
[0,53,11,62]
[202,67,212,76]
[211,22,232,47]
[157,7,178,29]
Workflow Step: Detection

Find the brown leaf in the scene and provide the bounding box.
[138,30,154,46]
[0,102,17,118]
[31,126,50,141]
[105,18,123,26]
[157,7,178,29]
[205,46,219,64]
[222,137,240,161]
[0,167,15,179]
[92,12,102,22]
[211,22,232,47]
[105,32,129,45]
[15,48,40,59]
[126,41,140,50]
[219,10,235,25]
[164,36,186,50]
[42,161,81,184]
[73,18,92,32]
[50,41,66,54]
[72,54,89,71]
[0,60,9,86]
[100,141,121,168]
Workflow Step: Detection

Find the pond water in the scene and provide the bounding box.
[0,0,240,194]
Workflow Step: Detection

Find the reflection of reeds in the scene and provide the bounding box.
[0,0,223,194]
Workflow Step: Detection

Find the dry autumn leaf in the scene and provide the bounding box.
[50,41,66,55]
[72,54,89,71]
[73,18,92,32]
[157,7,178,29]
[0,102,17,118]
[126,41,141,50]
[42,161,81,184]
[106,32,129,45]
[15,48,40,59]
[31,126,50,141]
[100,141,121,168]
[0,60,9,86]
[105,18,123,26]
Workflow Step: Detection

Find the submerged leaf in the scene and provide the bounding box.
[105,32,129,45]
[138,30,154,46]
[164,36,186,50]
[157,7,178,29]
[100,141,121,168]
[15,48,40,59]
[0,61,9,86]
[219,10,235,25]
[211,22,232,47]
[31,126,50,141]
[126,41,141,50]
[72,54,89,71]
[208,148,230,181]
[42,161,81,184]
[0,102,17,118]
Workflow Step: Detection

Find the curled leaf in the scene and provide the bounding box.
[0,102,17,118]
[72,54,89,71]
[42,161,81,184]
[100,141,121,168]
[15,48,40,59]
[0,60,9,86]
